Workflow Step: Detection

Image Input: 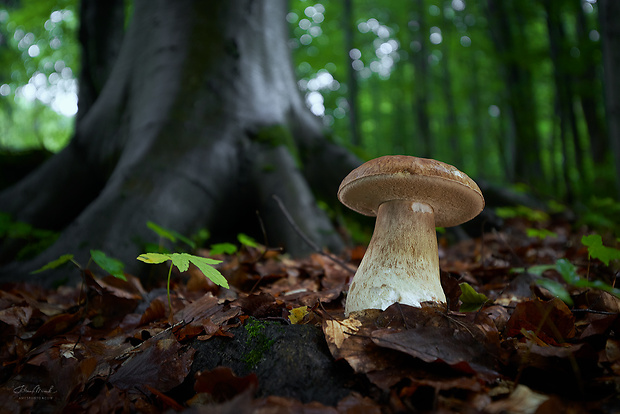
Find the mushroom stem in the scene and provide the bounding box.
[345,200,446,315]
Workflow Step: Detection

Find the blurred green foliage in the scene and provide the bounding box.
[0,0,78,152]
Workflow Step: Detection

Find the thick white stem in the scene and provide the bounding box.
[345,200,446,315]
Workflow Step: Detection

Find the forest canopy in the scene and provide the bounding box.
[0,0,617,207]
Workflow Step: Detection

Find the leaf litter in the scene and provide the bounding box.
[0,214,619,412]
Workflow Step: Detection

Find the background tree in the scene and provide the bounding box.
[0,0,360,285]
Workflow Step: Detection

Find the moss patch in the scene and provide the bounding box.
[242,318,276,369]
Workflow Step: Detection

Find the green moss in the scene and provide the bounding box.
[242,318,276,369]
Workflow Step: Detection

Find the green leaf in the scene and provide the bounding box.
[237,233,259,248]
[137,252,227,288]
[495,205,549,222]
[91,250,126,281]
[536,279,573,306]
[459,282,488,312]
[531,258,620,302]
[137,252,171,264]
[147,221,196,249]
[586,280,620,298]
[147,221,177,243]
[526,228,557,240]
[30,254,74,274]
[210,243,238,255]
[555,258,580,285]
[187,255,221,266]
[169,253,191,272]
[511,264,556,276]
[581,234,620,266]
[188,256,228,288]
[192,228,211,246]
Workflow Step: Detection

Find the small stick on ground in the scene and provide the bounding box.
[272,195,356,274]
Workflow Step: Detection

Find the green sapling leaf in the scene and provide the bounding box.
[511,264,556,276]
[147,221,196,249]
[210,242,238,255]
[137,252,171,264]
[147,221,177,243]
[526,228,557,240]
[237,233,259,248]
[91,250,126,281]
[188,256,228,288]
[581,234,620,266]
[536,278,573,306]
[169,253,191,272]
[532,258,620,303]
[555,258,580,285]
[137,252,227,288]
[459,282,488,312]
[30,254,75,274]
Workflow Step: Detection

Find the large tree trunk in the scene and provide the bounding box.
[0,0,360,286]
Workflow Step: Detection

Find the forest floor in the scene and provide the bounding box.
[0,214,619,413]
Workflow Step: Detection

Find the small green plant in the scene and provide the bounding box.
[522,258,620,306]
[209,242,238,255]
[495,205,549,222]
[581,234,620,266]
[147,221,196,249]
[0,211,59,260]
[32,249,127,281]
[577,197,620,235]
[209,233,261,256]
[137,252,227,312]
[526,228,558,240]
[458,282,489,312]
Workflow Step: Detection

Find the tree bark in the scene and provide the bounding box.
[77,0,125,119]
[0,0,360,286]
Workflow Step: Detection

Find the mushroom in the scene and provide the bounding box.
[338,155,484,315]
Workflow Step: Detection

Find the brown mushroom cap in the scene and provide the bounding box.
[338,155,485,227]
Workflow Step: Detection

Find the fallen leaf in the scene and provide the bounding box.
[110,333,195,392]
[505,298,575,345]
[0,306,32,327]
[288,306,309,324]
[485,384,549,414]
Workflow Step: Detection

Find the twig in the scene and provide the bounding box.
[114,319,186,361]
[272,195,356,274]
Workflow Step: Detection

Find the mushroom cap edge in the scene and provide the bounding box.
[337,155,485,227]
